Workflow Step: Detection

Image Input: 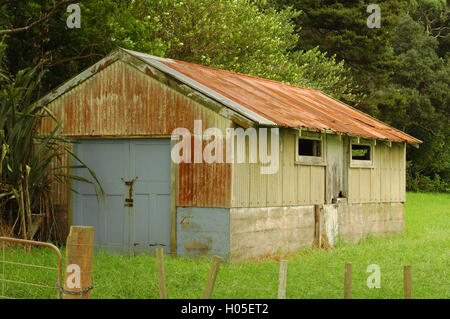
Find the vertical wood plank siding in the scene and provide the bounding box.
[40,61,233,208]
[348,142,406,203]
[232,129,405,207]
[231,129,326,207]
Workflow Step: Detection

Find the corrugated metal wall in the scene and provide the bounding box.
[232,128,325,207]
[40,61,233,208]
[348,142,406,203]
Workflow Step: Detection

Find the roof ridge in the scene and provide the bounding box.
[164,58,320,93]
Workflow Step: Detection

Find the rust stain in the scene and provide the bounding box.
[145,67,155,77]
[231,116,250,129]
[92,58,114,73]
[41,61,233,208]
[184,237,212,255]
[180,213,197,229]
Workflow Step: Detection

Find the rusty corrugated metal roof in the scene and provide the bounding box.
[39,48,421,144]
[123,49,420,144]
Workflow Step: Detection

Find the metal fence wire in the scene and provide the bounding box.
[0,237,63,299]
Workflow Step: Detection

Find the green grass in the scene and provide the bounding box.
[1,192,449,299]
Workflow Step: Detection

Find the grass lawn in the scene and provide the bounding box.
[1,192,448,299]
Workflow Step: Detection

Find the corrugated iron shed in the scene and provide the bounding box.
[39,48,421,144]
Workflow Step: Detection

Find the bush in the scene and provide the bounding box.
[407,162,450,192]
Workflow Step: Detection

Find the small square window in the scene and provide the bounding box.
[295,132,325,166]
[351,144,371,160]
[350,141,374,168]
[298,139,322,157]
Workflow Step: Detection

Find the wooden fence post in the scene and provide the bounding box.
[404,265,412,299]
[64,226,94,299]
[203,255,222,299]
[344,262,352,299]
[156,248,167,299]
[314,204,322,248]
[277,260,288,299]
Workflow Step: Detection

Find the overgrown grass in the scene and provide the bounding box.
[1,192,448,299]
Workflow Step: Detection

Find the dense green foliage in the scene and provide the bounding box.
[0,0,356,98]
[0,64,101,241]
[0,0,448,191]
[268,0,449,191]
[2,192,448,298]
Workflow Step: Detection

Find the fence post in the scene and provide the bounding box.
[277,260,288,299]
[156,248,167,299]
[314,204,322,248]
[344,262,352,299]
[404,265,412,299]
[203,255,222,299]
[64,226,94,299]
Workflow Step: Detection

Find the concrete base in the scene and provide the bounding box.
[229,201,405,260]
[175,202,405,261]
[337,201,405,243]
[229,206,314,260]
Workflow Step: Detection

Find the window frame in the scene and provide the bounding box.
[349,139,375,168]
[295,131,326,166]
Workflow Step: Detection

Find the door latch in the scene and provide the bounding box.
[121,176,138,207]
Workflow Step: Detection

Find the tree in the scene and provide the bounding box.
[266,0,404,111]
[1,0,356,100]
[0,0,167,93]
[131,0,357,100]
[372,14,449,185]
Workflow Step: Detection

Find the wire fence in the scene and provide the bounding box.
[0,233,448,299]
[0,237,62,299]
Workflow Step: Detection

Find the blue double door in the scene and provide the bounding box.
[73,139,171,254]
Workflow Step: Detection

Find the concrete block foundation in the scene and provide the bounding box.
[175,202,405,261]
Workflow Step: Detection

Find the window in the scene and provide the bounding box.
[350,140,374,168]
[298,139,322,157]
[295,132,325,165]
[351,144,371,160]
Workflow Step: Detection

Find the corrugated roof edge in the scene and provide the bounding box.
[318,91,422,144]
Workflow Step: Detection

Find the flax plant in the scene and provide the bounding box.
[0,64,102,242]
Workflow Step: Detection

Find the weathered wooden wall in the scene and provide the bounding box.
[348,142,406,203]
[325,134,347,203]
[231,129,406,207]
[40,61,233,208]
[231,128,326,207]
